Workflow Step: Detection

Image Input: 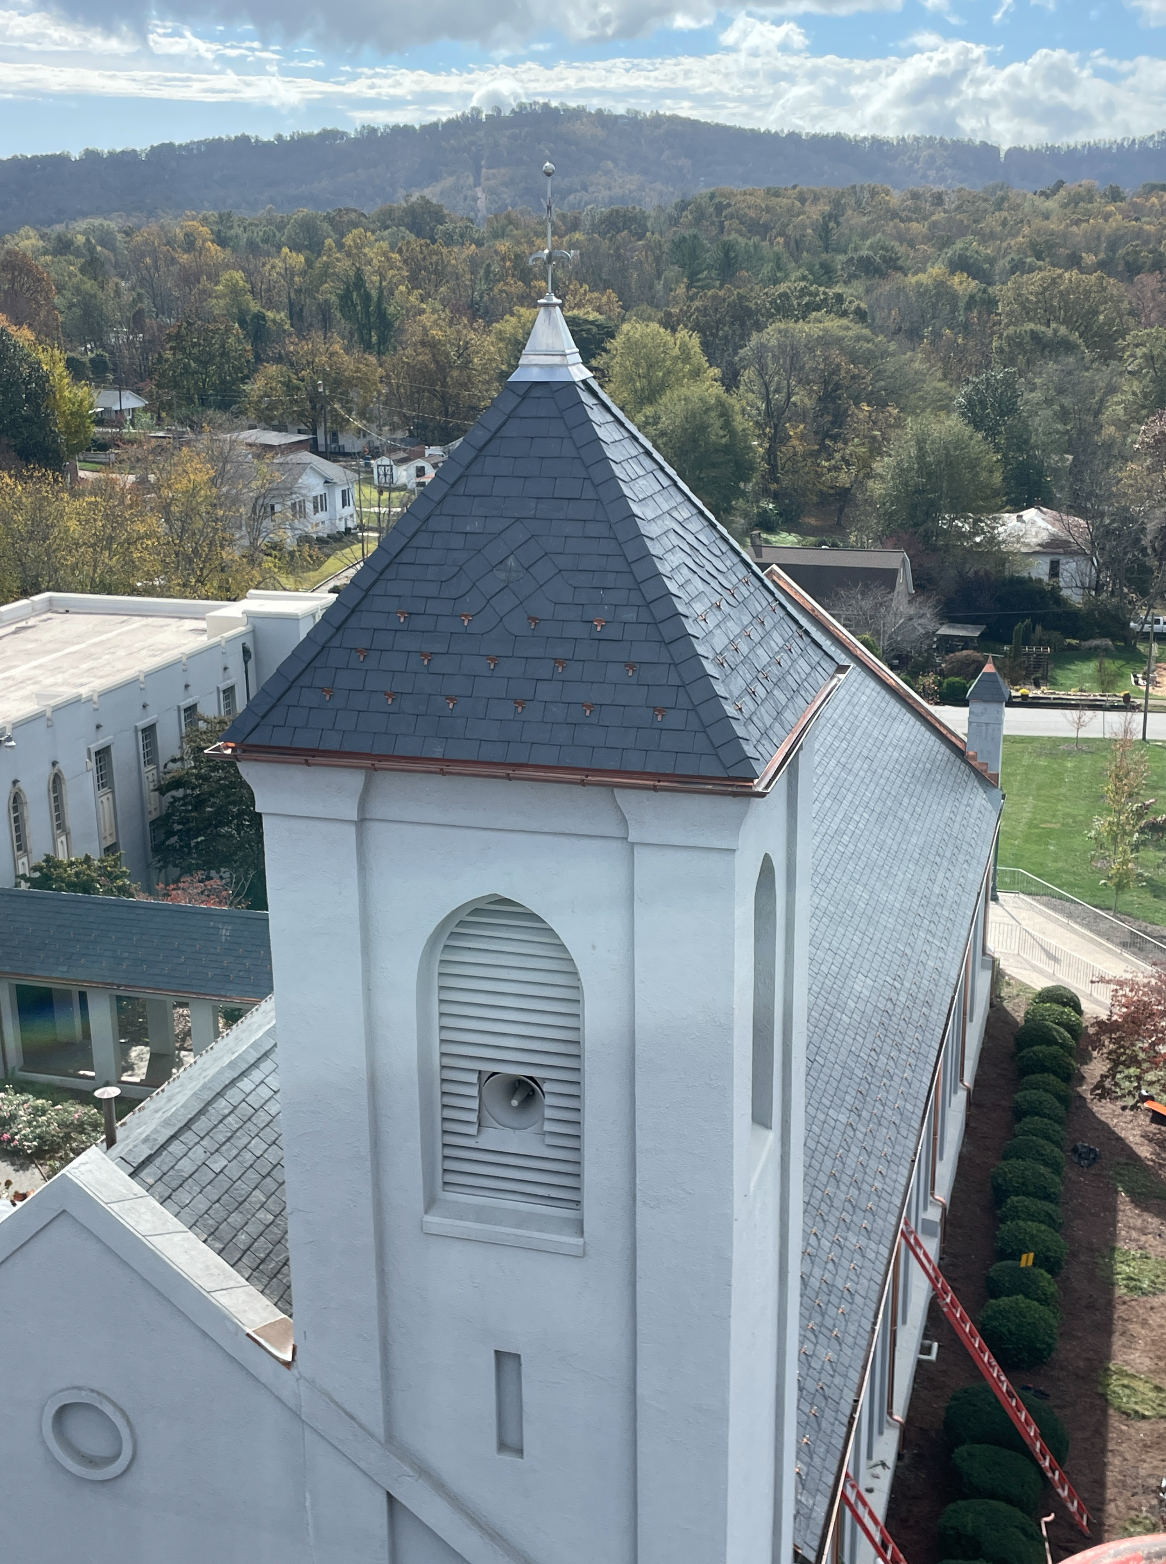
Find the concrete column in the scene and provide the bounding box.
[145,998,176,1056]
[0,981,22,1074]
[86,989,121,1086]
[188,999,217,1054]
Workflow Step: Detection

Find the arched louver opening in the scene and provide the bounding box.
[438,899,582,1210]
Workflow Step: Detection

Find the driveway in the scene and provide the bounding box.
[934,705,1166,739]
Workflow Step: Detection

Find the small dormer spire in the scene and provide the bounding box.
[529,161,573,303]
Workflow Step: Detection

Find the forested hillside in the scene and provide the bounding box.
[6,175,1166,662]
[3,105,1166,231]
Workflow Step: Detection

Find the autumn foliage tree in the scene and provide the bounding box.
[1092,968,1166,1105]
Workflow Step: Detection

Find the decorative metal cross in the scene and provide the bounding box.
[529,161,573,301]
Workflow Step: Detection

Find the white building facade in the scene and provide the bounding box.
[0,589,332,891]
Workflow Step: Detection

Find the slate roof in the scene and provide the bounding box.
[110,997,290,1314]
[792,638,1002,1559]
[222,312,841,785]
[0,887,272,1000]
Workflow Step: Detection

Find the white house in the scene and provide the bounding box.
[265,452,357,536]
[0,301,1002,1564]
[0,589,332,893]
[996,505,1097,601]
[92,388,148,428]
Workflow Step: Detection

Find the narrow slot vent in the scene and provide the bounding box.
[439,899,582,1210]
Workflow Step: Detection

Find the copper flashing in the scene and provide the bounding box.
[208,665,849,799]
[248,1315,295,1366]
[763,566,989,775]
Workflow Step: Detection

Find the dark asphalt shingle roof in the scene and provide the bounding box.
[0,887,271,1001]
[111,998,290,1314]
[224,374,840,781]
[793,652,1002,1559]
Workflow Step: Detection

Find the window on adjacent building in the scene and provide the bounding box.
[415,464,426,479]
[312,492,327,516]
[1049,558,1061,580]
[140,723,160,822]
[340,487,352,509]
[49,768,69,858]
[437,898,582,1211]
[221,685,237,718]
[93,746,118,853]
[9,785,30,878]
[182,702,199,733]
[752,856,777,1129]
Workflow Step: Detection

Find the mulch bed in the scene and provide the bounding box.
[884,994,1166,1562]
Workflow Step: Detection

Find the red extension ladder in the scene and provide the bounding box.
[900,1220,1091,1537]
[842,1472,910,1564]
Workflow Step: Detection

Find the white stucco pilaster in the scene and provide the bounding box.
[240,761,386,1440]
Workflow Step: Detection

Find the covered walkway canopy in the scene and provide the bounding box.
[0,888,272,1095]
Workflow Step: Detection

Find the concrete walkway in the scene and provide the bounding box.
[937,705,1166,739]
[989,892,1147,1014]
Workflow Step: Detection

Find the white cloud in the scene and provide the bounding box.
[29,0,902,51]
[1127,0,1166,21]
[0,25,1162,149]
[0,7,140,52]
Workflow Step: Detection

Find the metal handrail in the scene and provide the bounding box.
[997,867,1166,962]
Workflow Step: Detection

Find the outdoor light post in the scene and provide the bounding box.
[93,1084,121,1149]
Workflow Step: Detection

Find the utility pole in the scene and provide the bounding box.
[317,380,327,459]
[1143,614,1156,743]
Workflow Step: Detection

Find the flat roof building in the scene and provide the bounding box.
[0,590,331,894]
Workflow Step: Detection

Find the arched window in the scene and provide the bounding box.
[9,786,30,879]
[438,898,582,1210]
[48,768,69,858]
[752,857,777,1129]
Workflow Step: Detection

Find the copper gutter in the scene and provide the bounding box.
[209,665,849,799]
[763,566,985,771]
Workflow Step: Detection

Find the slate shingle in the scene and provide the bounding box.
[791,651,1002,1559]
[0,887,271,1000]
[223,374,840,780]
[110,1000,290,1315]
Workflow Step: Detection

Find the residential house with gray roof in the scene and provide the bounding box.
[0,297,1002,1564]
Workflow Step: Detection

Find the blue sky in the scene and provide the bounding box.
[0,0,1161,159]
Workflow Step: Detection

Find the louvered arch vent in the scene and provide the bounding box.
[438,899,582,1211]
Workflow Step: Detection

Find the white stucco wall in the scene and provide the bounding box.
[242,740,815,1564]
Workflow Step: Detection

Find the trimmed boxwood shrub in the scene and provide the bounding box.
[944,1382,1069,1463]
[937,1499,1045,1564]
[995,1219,1068,1276]
[979,1295,1059,1368]
[952,1443,1044,1511]
[1033,984,1082,1016]
[1014,1019,1074,1055]
[1013,1089,1067,1125]
[1027,1003,1083,1042]
[1011,1116,1064,1149]
[1017,1046,1076,1084]
[942,676,970,704]
[986,1260,1061,1315]
[1019,1073,1072,1108]
[1002,1136,1065,1175]
[991,1160,1063,1208]
[1000,1195,1064,1232]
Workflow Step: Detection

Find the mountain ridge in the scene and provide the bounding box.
[3,104,1166,232]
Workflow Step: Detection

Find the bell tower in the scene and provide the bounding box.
[222,283,847,1564]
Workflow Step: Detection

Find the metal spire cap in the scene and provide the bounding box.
[510,298,592,382]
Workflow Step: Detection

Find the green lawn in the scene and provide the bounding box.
[1046,644,1147,693]
[999,734,1166,921]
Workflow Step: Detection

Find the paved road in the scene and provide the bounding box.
[934,705,1166,739]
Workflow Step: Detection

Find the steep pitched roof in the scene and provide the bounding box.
[792,652,1002,1559]
[0,887,271,1001]
[221,307,842,788]
[111,998,290,1314]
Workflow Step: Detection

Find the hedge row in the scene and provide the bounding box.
[934,985,1081,1564]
